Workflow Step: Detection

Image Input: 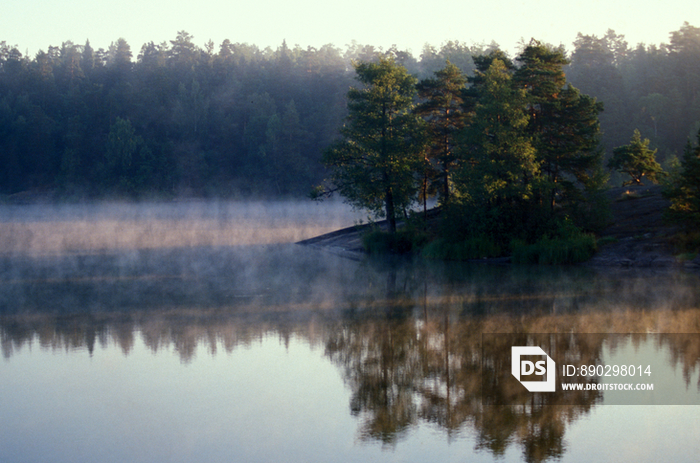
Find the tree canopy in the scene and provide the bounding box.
[608,129,663,185]
[321,41,606,259]
[322,57,426,233]
[447,43,605,246]
[415,61,467,205]
[0,24,699,200]
[664,129,700,231]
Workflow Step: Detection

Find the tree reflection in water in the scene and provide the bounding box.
[324,306,603,461]
[2,250,700,462]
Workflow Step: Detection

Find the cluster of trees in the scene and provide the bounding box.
[567,23,700,166]
[665,133,700,233]
[0,33,497,197]
[0,32,357,196]
[322,41,606,256]
[1,24,698,201]
[0,23,695,256]
[568,24,700,240]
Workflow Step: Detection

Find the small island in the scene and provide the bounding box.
[311,42,700,266]
[301,184,700,269]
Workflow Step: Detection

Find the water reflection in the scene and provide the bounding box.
[2,246,700,462]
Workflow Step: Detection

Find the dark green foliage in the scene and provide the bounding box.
[510,234,597,265]
[0,35,357,197]
[664,130,700,232]
[511,220,597,264]
[100,117,154,195]
[428,201,518,257]
[415,61,467,205]
[566,164,611,234]
[456,56,539,235]
[1,24,699,203]
[567,24,700,167]
[322,57,426,233]
[362,228,427,255]
[421,236,501,260]
[608,129,664,185]
[515,41,605,220]
[452,43,606,248]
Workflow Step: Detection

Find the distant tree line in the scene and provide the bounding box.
[0,24,699,199]
[567,24,700,169]
[0,33,494,197]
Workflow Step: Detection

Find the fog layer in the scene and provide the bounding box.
[0,200,364,255]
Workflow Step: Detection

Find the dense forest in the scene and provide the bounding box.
[0,24,699,198]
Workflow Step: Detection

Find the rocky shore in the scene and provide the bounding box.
[296,222,372,260]
[588,185,698,269]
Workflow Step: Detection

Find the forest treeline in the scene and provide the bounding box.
[0,24,699,198]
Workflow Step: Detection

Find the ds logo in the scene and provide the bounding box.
[511,346,556,392]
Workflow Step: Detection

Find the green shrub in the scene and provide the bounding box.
[362,229,427,254]
[511,232,597,265]
[670,231,700,254]
[422,236,501,261]
[676,252,698,262]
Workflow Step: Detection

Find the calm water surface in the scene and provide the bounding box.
[1,201,699,463]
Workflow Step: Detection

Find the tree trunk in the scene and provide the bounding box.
[385,186,397,233]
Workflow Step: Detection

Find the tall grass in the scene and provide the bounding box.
[421,236,501,260]
[511,233,597,265]
[670,230,700,255]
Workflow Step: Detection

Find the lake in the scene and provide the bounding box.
[1,201,699,463]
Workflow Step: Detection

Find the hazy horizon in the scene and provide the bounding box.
[2,0,696,58]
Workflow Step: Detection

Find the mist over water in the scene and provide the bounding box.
[0,199,364,254]
[2,200,700,462]
[0,199,365,314]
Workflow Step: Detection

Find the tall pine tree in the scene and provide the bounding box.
[415,61,467,205]
[322,57,426,232]
[455,57,539,240]
[515,41,604,222]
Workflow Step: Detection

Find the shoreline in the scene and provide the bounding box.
[297,185,700,270]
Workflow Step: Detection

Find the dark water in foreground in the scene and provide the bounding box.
[1,202,699,463]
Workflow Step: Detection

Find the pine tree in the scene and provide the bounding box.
[608,129,663,185]
[664,130,700,230]
[415,61,467,205]
[101,117,154,194]
[322,57,426,232]
[515,41,604,217]
[456,58,539,238]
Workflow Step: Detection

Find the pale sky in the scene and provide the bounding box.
[2,0,698,58]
